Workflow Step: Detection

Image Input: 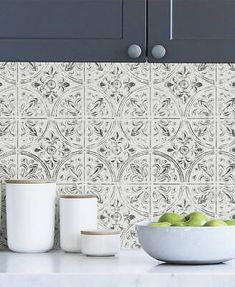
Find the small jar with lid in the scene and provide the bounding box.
[81,230,120,256]
[60,194,97,252]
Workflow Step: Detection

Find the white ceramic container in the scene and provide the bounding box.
[60,195,97,252]
[6,179,56,253]
[136,219,235,264]
[81,230,120,256]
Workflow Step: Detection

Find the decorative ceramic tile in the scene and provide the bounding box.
[185,152,215,183]
[0,89,17,118]
[85,63,113,83]
[87,120,149,181]
[217,64,235,86]
[119,120,150,149]
[19,152,50,179]
[190,64,216,84]
[0,120,17,151]
[0,63,17,84]
[87,64,148,117]
[156,65,213,109]
[22,64,82,108]
[57,184,84,195]
[0,153,17,180]
[218,152,235,184]
[53,151,84,183]
[218,120,235,149]
[218,185,235,218]
[185,88,215,118]
[153,121,212,177]
[86,185,114,208]
[0,63,235,249]
[218,88,235,118]
[152,185,216,218]
[151,152,183,183]
[86,152,114,183]
[152,86,215,119]
[52,88,84,119]
[118,88,150,118]
[86,119,114,147]
[57,63,84,84]
[19,119,49,149]
[152,88,180,118]
[187,119,215,148]
[151,64,178,85]
[151,185,181,215]
[19,88,49,118]
[121,63,150,83]
[152,119,181,148]
[118,153,150,184]
[0,186,7,249]
[94,185,148,247]
[20,124,78,174]
[86,88,115,118]
[18,63,47,84]
[171,185,216,216]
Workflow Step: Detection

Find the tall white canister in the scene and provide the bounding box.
[6,180,56,253]
[60,195,97,252]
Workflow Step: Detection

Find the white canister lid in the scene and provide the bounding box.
[81,230,120,236]
[60,194,97,199]
[5,179,56,184]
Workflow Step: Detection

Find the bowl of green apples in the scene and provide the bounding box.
[136,211,235,264]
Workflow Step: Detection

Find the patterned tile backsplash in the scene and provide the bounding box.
[0,62,235,248]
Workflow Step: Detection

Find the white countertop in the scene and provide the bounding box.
[0,249,235,287]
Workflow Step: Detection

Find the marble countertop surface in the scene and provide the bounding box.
[0,249,235,287]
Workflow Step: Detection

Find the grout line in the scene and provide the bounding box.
[16,63,19,179]
[83,63,86,195]
[215,64,219,217]
[149,63,153,217]
[13,116,223,120]
[68,182,235,187]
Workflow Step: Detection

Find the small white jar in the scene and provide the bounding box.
[81,230,120,256]
[6,179,56,253]
[60,195,97,252]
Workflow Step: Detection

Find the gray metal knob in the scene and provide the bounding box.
[128,44,142,59]
[151,45,166,59]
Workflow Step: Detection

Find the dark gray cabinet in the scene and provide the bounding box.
[148,0,235,63]
[0,0,145,62]
[1,0,235,62]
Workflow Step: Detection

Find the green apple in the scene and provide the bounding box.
[204,219,228,227]
[149,222,171,227]
[184,211,208,227]
[224,219,235,226]
[172,222,186,227]
[158,212,183,225]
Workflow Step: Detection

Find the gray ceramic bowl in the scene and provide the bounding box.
[136,219,235,264]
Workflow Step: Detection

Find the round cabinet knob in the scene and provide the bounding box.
[128,44,142,59]
[151,45,166,59]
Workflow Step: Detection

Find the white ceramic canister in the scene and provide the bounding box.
[81,230,120,256]
[60,195,97,252]
[6,179,56,253]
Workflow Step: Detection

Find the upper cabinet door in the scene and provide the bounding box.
[0,0,145,62]
[148,0,235,62]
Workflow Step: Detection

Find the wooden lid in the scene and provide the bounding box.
[60,194,97,199]
[81,230,120,236]
[5,179,56,184]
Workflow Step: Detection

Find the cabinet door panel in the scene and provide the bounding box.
[148,0,235,62]
[0,0,145,62]
[0,0,122,39]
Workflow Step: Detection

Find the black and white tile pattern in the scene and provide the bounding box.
[0,63,234,248]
